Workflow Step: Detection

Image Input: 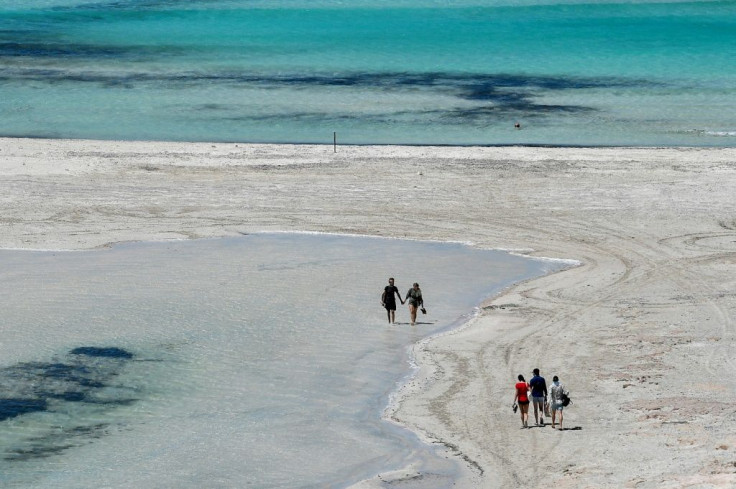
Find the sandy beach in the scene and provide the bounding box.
[2,137,735,488]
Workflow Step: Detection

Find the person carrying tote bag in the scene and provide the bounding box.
[405,282,424,326]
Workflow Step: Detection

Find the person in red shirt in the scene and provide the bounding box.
[513,374,531,428]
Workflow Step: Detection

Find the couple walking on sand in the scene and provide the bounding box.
[513,369,570,430]
[381,278,425,326]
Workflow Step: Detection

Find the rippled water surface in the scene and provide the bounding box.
[0,233,566,488]
[1,0,735,145]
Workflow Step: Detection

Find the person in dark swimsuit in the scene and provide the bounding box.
[514,374,531,428]
[381,277,404,324]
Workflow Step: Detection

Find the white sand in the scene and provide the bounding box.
[2,138,735,487]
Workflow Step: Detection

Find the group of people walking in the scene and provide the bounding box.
[383,280,571,430]
[381,278,424,326]
[514,369,569,430]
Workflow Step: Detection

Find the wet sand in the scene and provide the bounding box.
[2,138,735,487]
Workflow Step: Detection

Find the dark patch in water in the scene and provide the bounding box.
[54,0,223,12]
[5,444,75,462]
[50,391,86,402]
[441,102,595,122]
[70,346,134,359]
[0,66,653,124]
[215,100,592,127]
[0,66,652,92]
[0,346,138,461]
[0,42,136,59]
[67,423,110,436]
[5,423,114,462]
[0,399,48,421]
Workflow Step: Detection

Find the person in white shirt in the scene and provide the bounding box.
[549,375,569,430]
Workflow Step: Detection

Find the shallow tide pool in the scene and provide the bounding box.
[0,233,567,488]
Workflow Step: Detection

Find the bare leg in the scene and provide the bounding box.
[537,401,545,425]
[409,304,417,325]
[533,401,540,425]
[520,403,529,427]
[558,410,564,430]
[390,310,396,323]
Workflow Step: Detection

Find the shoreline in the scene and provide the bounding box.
[369,250,580,488]
[4,134,735,149]
[2,138,735,487]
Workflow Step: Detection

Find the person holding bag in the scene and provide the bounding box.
[549,375,570,430]
[513,374,531,428]
[405,283,424,326]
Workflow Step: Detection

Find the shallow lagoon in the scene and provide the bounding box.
[0,233,566,488]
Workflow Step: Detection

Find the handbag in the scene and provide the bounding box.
[561,392,572,407]
[544,401,551,417]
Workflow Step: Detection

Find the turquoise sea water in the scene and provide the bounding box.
[0,234,567,488]
[1,0,735,146]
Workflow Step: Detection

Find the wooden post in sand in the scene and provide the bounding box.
[333,132,337,153]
